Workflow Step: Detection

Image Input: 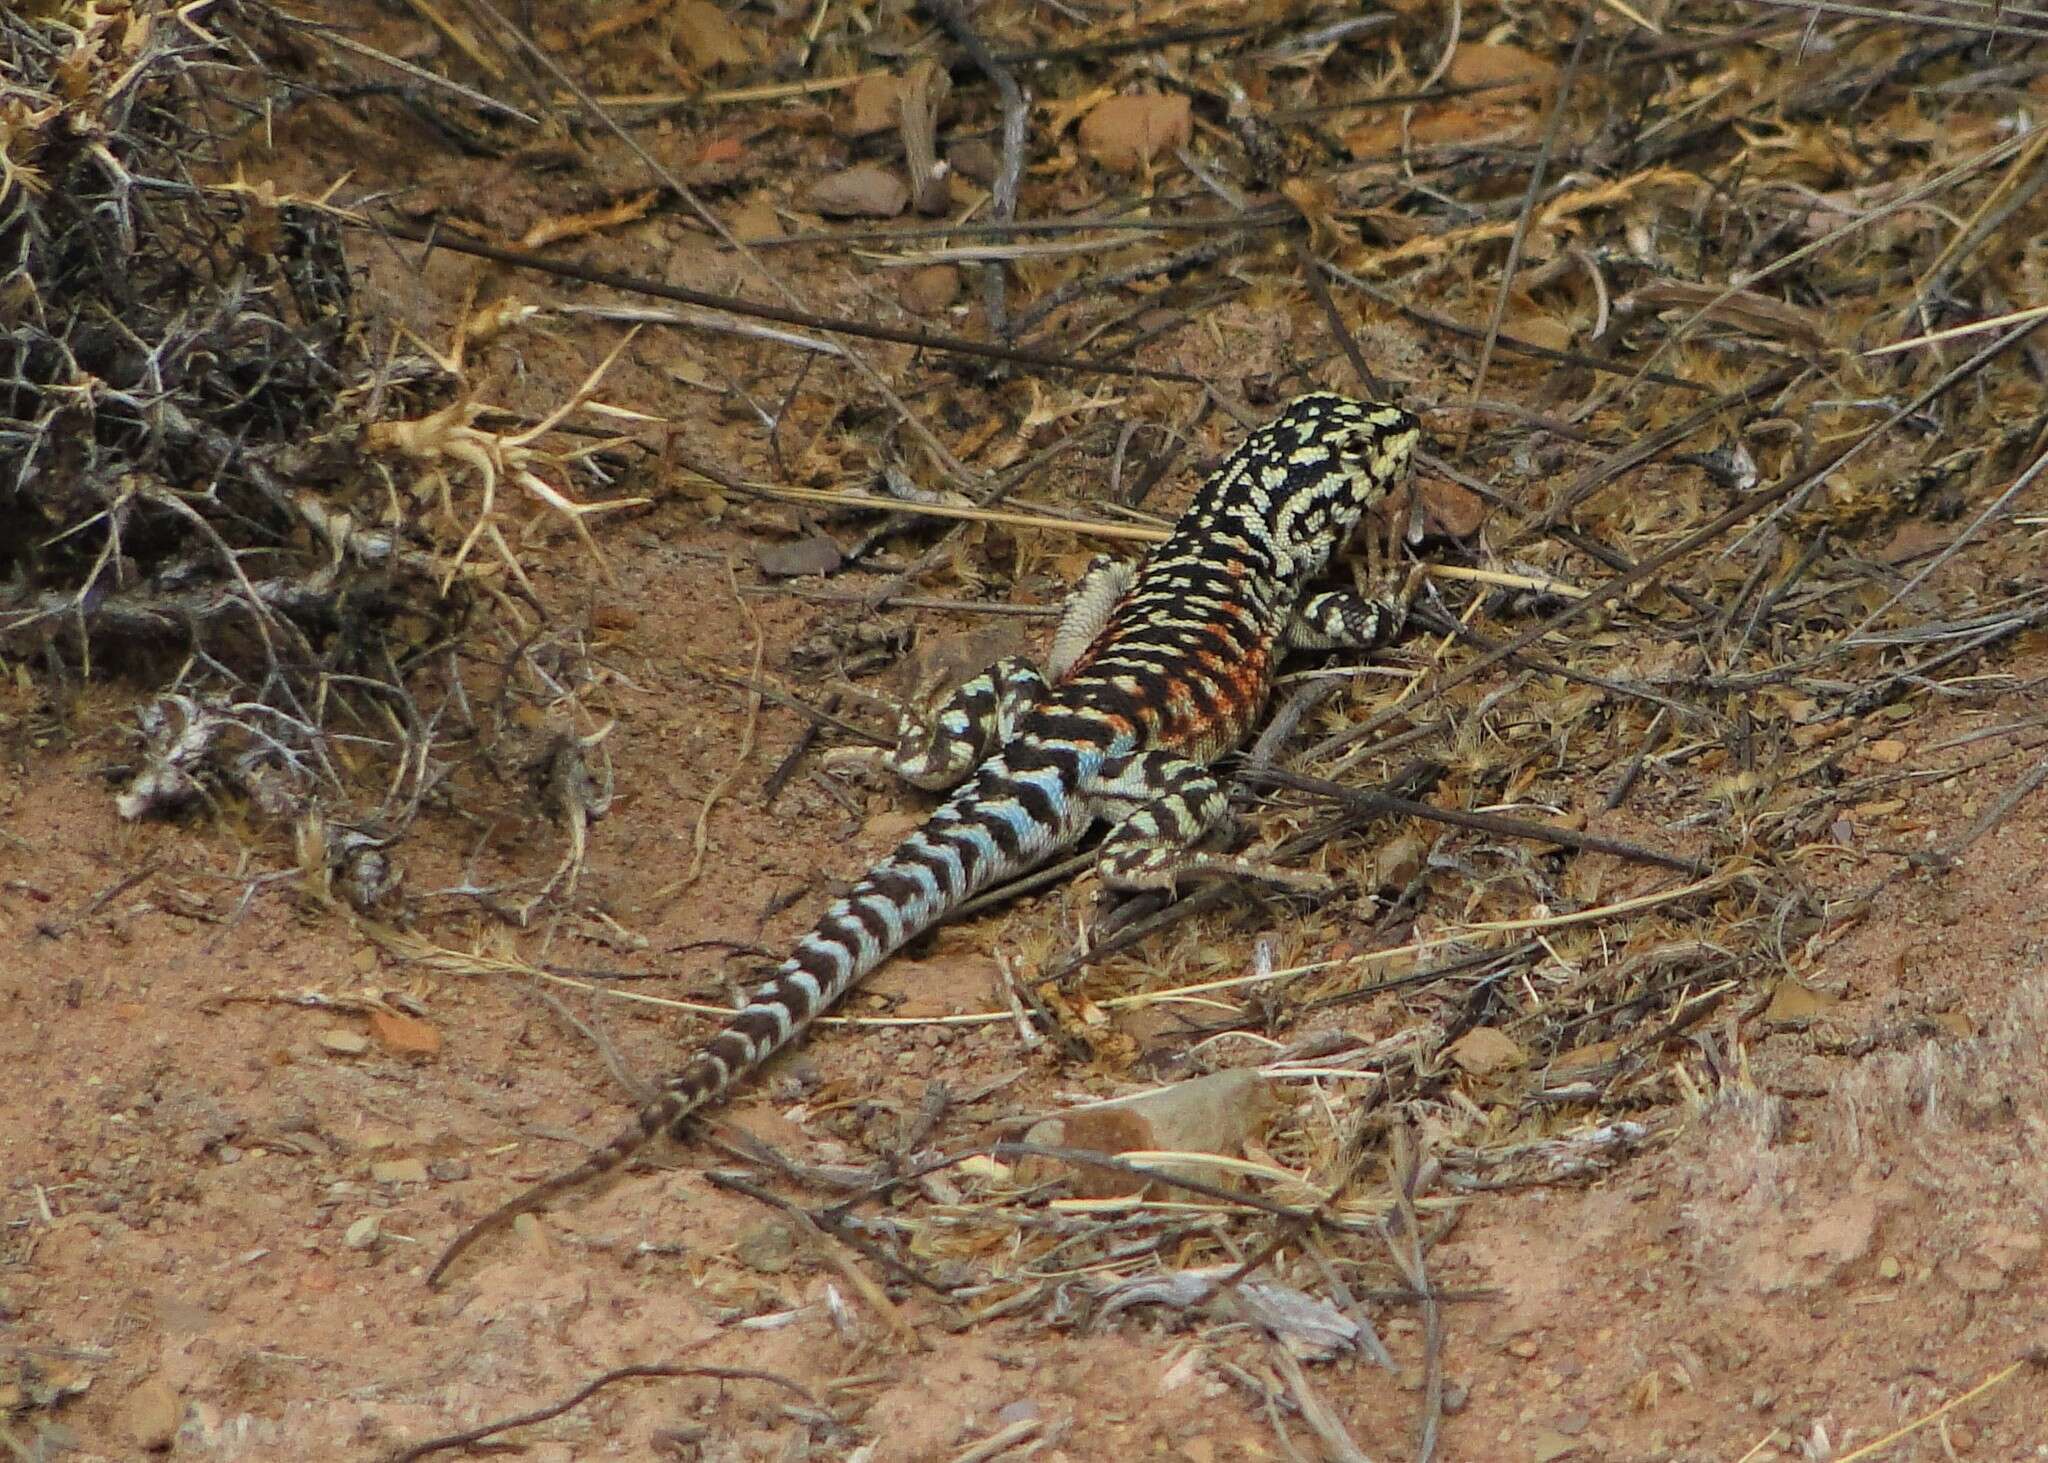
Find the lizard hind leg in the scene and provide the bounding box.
[888,656,1048,791]
[1048,553,1138,680]
[1086,750,1330,894]
[888,552,1132,794]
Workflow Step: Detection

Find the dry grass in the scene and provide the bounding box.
[1,1,621,920]
[9,0,2048,1454]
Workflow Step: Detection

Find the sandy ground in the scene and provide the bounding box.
[7,4,2048,1459]
[8,577,2046,1462]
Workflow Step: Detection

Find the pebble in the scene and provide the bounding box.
[120,1377,182,1452]
[948,138,997,184]
[733,1219,797,1273]
[801,163,908,219]
[369,1010,442,1056]
[343,1216,380,1250]
[318,1029,369,1056]
[900,264,961,314]
[513,1212,549,1259]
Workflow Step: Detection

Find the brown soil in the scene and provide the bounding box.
[7,4,2048,1461]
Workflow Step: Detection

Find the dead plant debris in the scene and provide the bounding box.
[8,0,2048,1456]
[2,0,626,922]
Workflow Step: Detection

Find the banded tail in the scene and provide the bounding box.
[428,756,1086,1284]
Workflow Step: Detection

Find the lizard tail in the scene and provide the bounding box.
[429,757,1080,1285]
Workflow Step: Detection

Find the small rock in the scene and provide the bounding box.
[1764,978,1839,1022]
[995,1400,1044,1427]
[1079,93,1192,173]
[121,1377,182,1452]
[948,138,998,185]
[343,1216,381,1250]
[1447,1026,1524,1076]
[1372,830,1429,890]
[369,1010,441,1057]
[1446,42,1559,101]
[802,164,908,219]
[1510,316,1576,353]
[1418,478,1488,539]
[428,1159,472,1183]
[900,264,961,315]
[1379,478,1488,541]
[733,1219,798,1273]
[513,1212,550,1260]
[1018,1070,1276,1200]
[673,0,754,71]
[1878,518,1950,564]
[1508,1336,1541,1359]
[370,1158,428,1185]
[857,809,923,850]
[1867,738,1908,765]
[729,197,782,243]
[756,533,843,579]
[318,1029,369,1056]
[846,72,902,137]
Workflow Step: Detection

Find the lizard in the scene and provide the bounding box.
[428,391,1421,1284]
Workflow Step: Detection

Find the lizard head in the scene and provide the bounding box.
[1247,392,1421,579]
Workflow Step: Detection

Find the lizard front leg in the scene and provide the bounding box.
[1285,580,1416,653]
[887,657,1048,790]
[1085,749,1329,893]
